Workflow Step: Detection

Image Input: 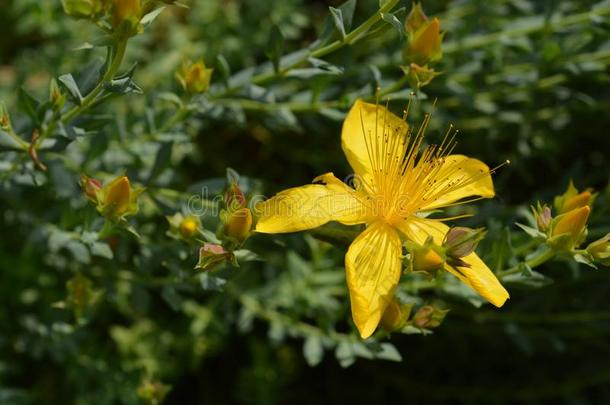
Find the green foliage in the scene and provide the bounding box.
[1,0,610,403]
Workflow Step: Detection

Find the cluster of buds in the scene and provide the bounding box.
[401,2,444,90]
[80,174,144,221]
[62,0,148,38]
[380,299,448,332]
[405,227,486,274]
[175,59,214,94]
[529,181,609,268]
[220,181,253,246]
[532,182,595,252]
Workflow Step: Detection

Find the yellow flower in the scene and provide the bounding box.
[587,234,610,266]
[255,100,509,338]
[176,59,214,94]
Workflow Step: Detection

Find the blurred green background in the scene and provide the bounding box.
[1,0,610,403]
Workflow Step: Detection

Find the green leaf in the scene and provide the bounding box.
[141,6,166,28]
[329,7,347,39]
[147,141,173,185]
[265,25,285,73]
[381,12,404,39]
[66,241,91,264]
[58,74,84,104]
[161,287,183,311]
[374,343,402,362]
[91,242,114,259]
[335,342,356,368]
[515,222,546,239]
[215,54,231,86]
[199,273,227,291]
[303,336,325,366]
[17,88,42,125]
[338,0,357,32]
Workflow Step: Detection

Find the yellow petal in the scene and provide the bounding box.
[341,99,408,193]
[255,173,368,234]
[420,154,495,211]
[345,222,402,338]
[398,218,509,307]
[104,176,131,215]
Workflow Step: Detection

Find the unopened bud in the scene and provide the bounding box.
[80,174,103,203]
[380,299,412,331]
[62,0,110,19]
[587,234,610,267]
[224,208,253,243]
[403,17,443,65]
[551,206,590,240]
[548,206,590,250]
[224,182,246,211]
[66,272,93,320]
[407,238,445,273]
[179,216,200,239]
[112,0,142,36]
[443,227,486,258]
[554,181,595,214]
[92,175,144,220]
[532,203,552,232]
[413,305,449,329]
[49,79,66,111]
[175,59,213,94]
[137,379,171,405]
[405,1,428,33]
[401,63,440,89]
[0,102,11,131]
[195,243,236,271]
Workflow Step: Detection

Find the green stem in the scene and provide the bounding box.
[213,0,399,97]
[36,40,128,147]
[2,127,29,150]
[497,247,555,278]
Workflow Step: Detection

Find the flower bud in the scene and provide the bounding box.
[224,181,246,211]
[195,243,236,271]
[66,272,94,320]
[443,227,486,258]
[62,0,110,19]
[0,102,11,131]
[49,79,66,112]
[401,63,440,89]
[554,181,595,214]
[224,208,253,243]
[532,203,552,232]
[380,298,412,331]
[405,1,428,33]
[175,59,214,94]
[112,0,142,36]
[549,206,590,249]
[587,234,610,267]
[137,379,171,405]
[407,238,445,273]
[92,175,143,220]
[403,17,443,66]
[179,216,200,239]
[80,174,103,203]
[413,305,449,329]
